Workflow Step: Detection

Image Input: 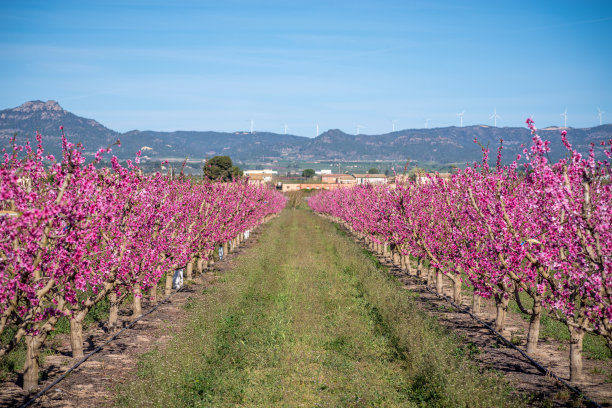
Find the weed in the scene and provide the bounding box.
[182,297,196,310]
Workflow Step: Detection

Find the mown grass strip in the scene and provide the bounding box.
[117,209,523,407]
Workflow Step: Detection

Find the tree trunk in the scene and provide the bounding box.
[393,250,400,266]
[569,326,585,382]
[108,291,119,331]
[196,256,205,274]
[70,313,85,359]
[132,284,142,319]
[494,294,509,333]
[222,242,229,257]
[185,260,193,280]
[427,265,435,287]
[452,277,462,304]
[406,256,413,275]
[150,283,158,306]
[165,270,173,297]
[417,258,424,278]
[23,335,41,391]
[435,269,443,294]
[400,254,406,271]
[472,293,481,315]
[526,302,542,354]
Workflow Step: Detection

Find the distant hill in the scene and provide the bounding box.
[1,100,610,164]
[303,125,612,164]
[0,100,120,156]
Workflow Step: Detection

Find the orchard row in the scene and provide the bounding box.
[309,120,611,383]
[0,132,286,390]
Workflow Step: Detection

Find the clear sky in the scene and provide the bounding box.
[1,0,611,136]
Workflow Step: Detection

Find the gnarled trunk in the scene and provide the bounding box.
[435,268,443,294]
[196,255,205,274]
[393,250,400,266]
[165,270,173,297]
[222,242,229,257]
[494,294,509,333]
[132,284,142,319]
[406,256,414,275]
[472,293,481,315]
[150,283,158,306]
[185,260,194,280]
[23,335,42,391]
[108,291,119,331]
[569,326,585,382]
[526,302,542,354]
[416,258,424,278]
[70,313,86,359]
[427,265,435,287]
[451,276,462,304]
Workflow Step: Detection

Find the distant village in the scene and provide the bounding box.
[244,169,452,192]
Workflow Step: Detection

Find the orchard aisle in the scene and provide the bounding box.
[116,209,519,407]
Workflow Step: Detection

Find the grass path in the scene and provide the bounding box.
[117,209,520,407]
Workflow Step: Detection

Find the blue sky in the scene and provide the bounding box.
[1,0,611,136]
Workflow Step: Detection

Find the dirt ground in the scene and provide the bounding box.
[0,227,264,408]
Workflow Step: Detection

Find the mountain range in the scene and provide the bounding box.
[1,100,610,165]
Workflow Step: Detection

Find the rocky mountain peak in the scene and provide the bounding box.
[14,100,64,113]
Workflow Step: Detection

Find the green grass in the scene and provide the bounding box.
[117,209,522,407]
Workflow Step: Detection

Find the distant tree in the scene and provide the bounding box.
[302,168,316,178]
[204,156,242,181]
[384,169,390,176]
[368,167,379,174]
[230,166,243,179]
[408,167,425,182]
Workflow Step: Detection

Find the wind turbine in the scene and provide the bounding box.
[356,124,364,135]
[284,123,288,135]
[424,118,432,129]
[456,111,465,127]
[489,108,501,127]
[598,107,605,126]
[250,119,254,134]
[392,119,397,132]
[316,124,319,137]
[560,108,568,128]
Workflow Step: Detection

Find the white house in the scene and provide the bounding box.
[352,173,387,185]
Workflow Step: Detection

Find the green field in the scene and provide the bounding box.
[117,209,521,407]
